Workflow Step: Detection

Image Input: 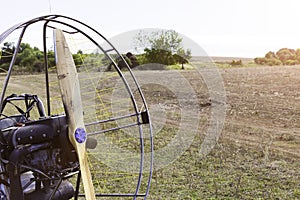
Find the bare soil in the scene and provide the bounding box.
[137,65,300,160]
[221,65,300,158]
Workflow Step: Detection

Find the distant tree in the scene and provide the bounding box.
[230,59,243,66]
[117,55,132,69]
[253,47,300,66]
[150,30,182,53]
[254,57,264,65]
[80,53,104,71]
[126,52,139,68]
[104,54,134,71]
[19,48,38,69]
[265,51,276,59]
[134,30,192,68]
[0,43,55,72]
[47,50,56,69]
[254,57,282,66]
[144,48,175,65]
[19,43,31,52]
[72,50,86,67]
[174,48,191,69]
[276,48,296,65]
[135,30,183,53]
[0,42,15,69]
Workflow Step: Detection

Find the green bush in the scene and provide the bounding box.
[268,58,282,66]
[254,57,266,65]
[136,54,147,65]
[230,59,243,66]
[144,48,176,65]
[0,63,10,71]
[285,59,298,65]
[254,57,282,66]
[276,48,296,64]
[254,47,300,66]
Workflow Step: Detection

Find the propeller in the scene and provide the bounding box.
[54,29,96,200]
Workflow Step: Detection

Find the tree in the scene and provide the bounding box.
[0,42,15,69]
[144,48,175,65]
[254,48,300,66]
[150,30,182,53]
[254,57,282,66]
[134,30,183,53]
[0,43,57,73]
[174,48,191,69]
[19,48,38,68]
[72,50,86,67]
[47,50,56,69]
[17,44,43,72]
[276,48,296,65]
[134,30,192,67]
[265,51,276,59]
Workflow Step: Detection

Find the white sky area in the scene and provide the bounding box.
[1,0,300,58]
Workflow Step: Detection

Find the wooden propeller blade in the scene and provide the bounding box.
[55,29,96,200]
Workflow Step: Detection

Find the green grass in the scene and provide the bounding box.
[167,64,195,70]
[214,61,260,68]
[148,135,300,199]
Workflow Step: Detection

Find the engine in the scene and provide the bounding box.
[0,94,83,199]
[0,115,79,200]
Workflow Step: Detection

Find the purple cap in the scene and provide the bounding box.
[75,127,87,143]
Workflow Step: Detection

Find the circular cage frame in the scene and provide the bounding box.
[0,14,153,199]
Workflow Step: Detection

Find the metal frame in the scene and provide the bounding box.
[0,14,153,199]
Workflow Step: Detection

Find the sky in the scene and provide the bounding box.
[1,0,300,58]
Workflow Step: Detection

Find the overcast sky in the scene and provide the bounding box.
[1,0,300,58]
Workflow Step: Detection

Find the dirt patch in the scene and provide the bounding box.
[134,65,300,159]
[221,65,300,158]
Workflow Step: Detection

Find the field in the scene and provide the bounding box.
[0,63,300,199]
[145,64,300,199]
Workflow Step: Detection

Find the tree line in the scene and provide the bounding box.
[0,30,192,73]
[254,48,300,66]
[0,42,88,73]
[0,42,52,72]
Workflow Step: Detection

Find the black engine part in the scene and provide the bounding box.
[25,180,75,200]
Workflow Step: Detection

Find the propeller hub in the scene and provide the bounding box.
[74,127,87,143]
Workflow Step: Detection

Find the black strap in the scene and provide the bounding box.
[7,101,25,115]
[2,94,42,119]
